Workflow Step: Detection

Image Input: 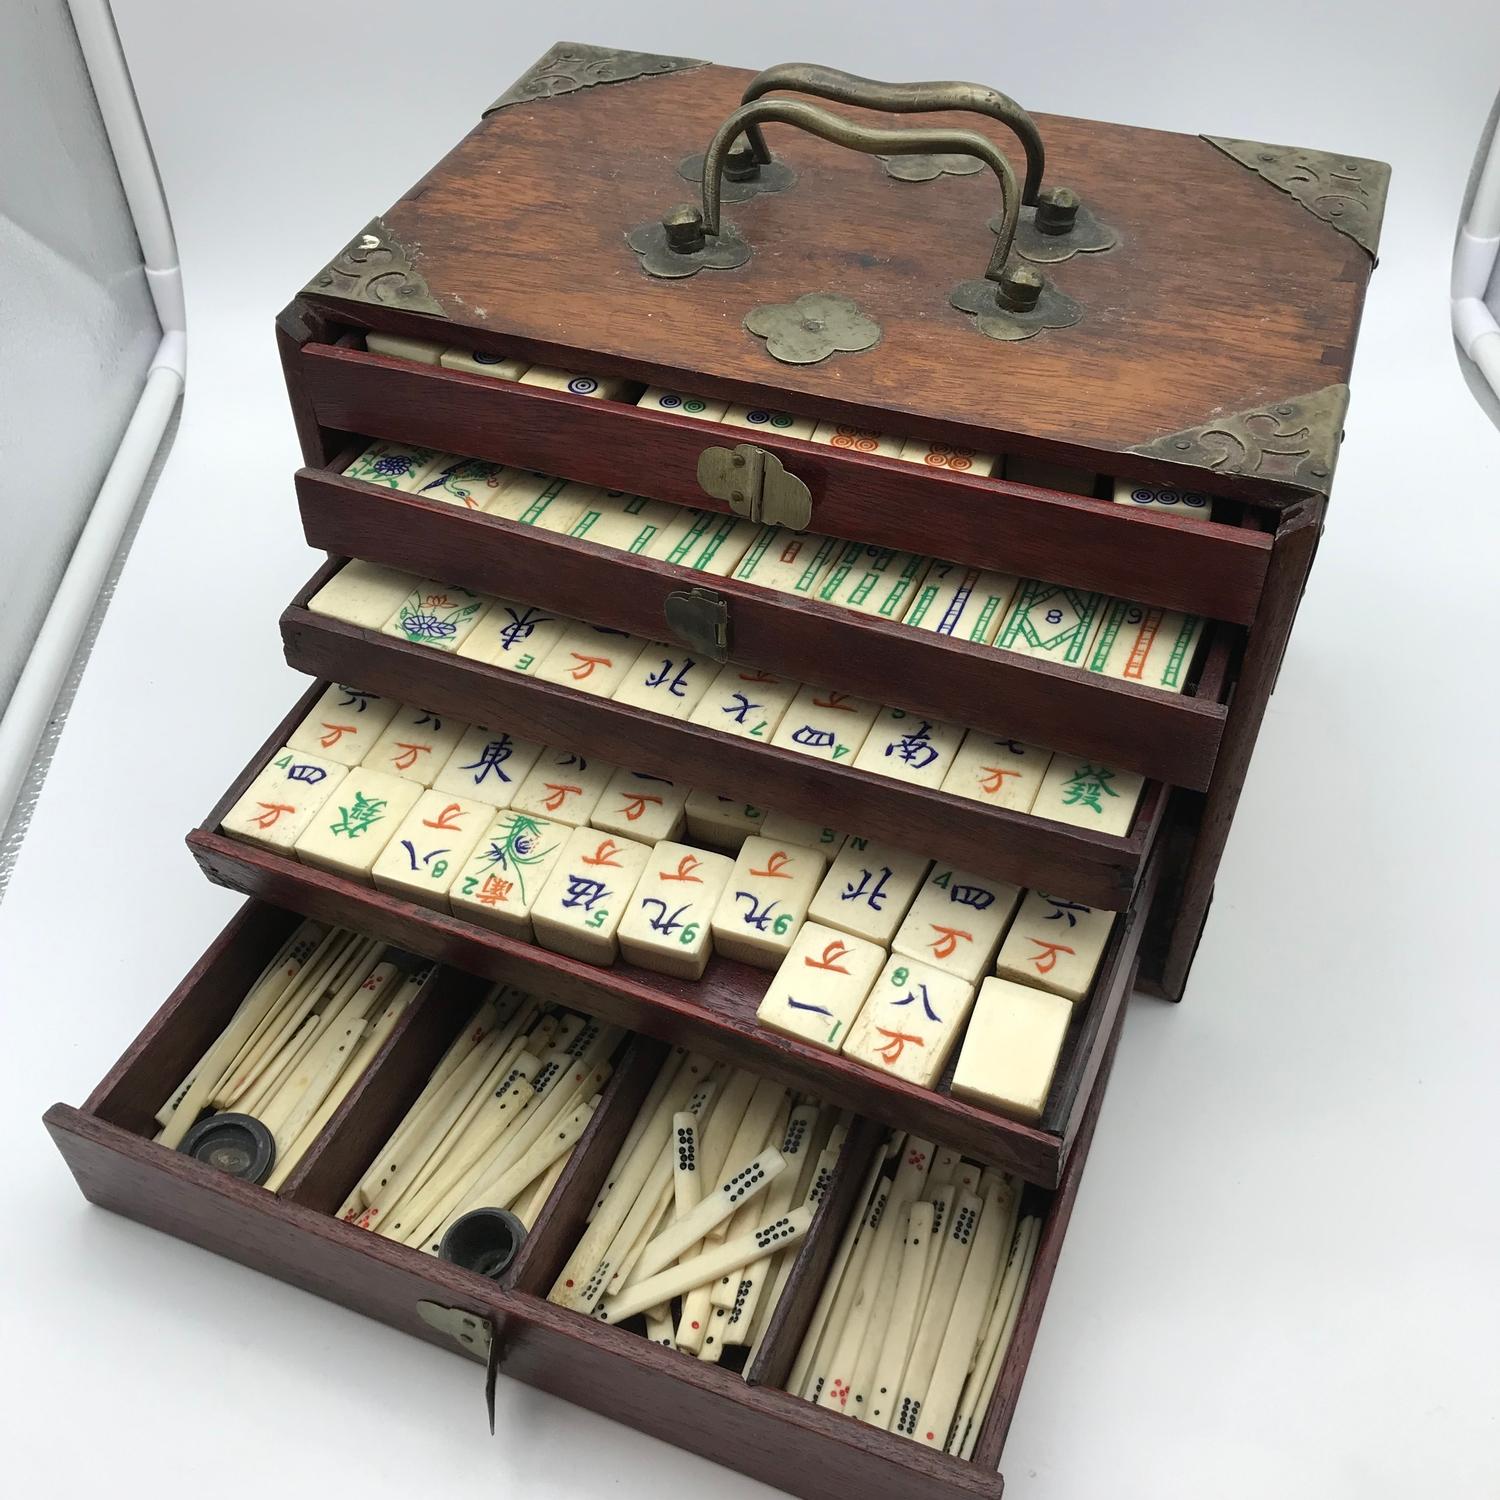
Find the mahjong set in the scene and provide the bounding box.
[47,45,1387,1500]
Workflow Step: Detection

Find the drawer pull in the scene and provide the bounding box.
[665,585,731,663]
[417,1301,501,1432]
[696,442,813,529]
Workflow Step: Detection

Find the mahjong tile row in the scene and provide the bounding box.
[338,431,1208,697]
[307,562,1148,838]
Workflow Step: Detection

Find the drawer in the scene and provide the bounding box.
[46,897,1127,1500]
[295,454,1243,792]
[186,680,1159,1185]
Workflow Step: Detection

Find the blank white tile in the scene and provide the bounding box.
[518,365,635,401]
[687,665,800,743]
[448,808,568,938]
[411,456,512,511]
[591,769,690,845]
[807,838,931,946]
[307,560,420,630]
[760,810,846,859]
[949,977,1073,1120]
[710,836,829,968]
[483,471,598,532]
[509,748,617,826]
[438,347,530,380]
[721,405,816,440]
[895,438,999,476]
[813,543,931,621]
[994,889,1116,1001]
[1030,754,1144,838]
[840,955,976,1087]
[902,561,1019,644]
[645,508,759,576]
[1111,476,1213,516]
[683,791,767,849]
[365,332,445,364]
[940,731,1052,813]
[456,597,572,676]
[892,866,1022,984]
[1084,600,1206,693]
[293,766,423,878]
[286,683,399,767]
[536,623,648,697]
[993,579,1108,667]
[531,826,652,963]
[756,922,886,1052]
[1005,456,1097,496]
[566,491,684,554]
[341,440,444,491]
[637,387,729,422]
[729,526,842,598]
[851,707,965,789]
[618,841,736,979]
[220,747,347,852]
[808,421,903,457]
[611,645,718,719]
[371,790,489,911]
[770,683,879,765]
[431,725,546,807]
[363,706,468,787]
[380,580,491,652]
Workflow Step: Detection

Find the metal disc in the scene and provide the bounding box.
[439,1207,528,1280]
[179,1113,276,1185]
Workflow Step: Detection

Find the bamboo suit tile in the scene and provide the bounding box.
[566,491,683,554]
[293,766,422,878]
[730,526,841,599]
[770,684,880,765]
[510,749,617,826]
[531,827,652,963]
[688,665,799,742]
[814,543,931,621]
[683,791,767,849]
[286,683,399,768]
[1031,753,1144,838]
[756,923,885,1052]
[722,404,817,440]
[1111,477,1213,516]
[591,769,689,845]
[612,645,717,719]
[536,623,648,697]
[896,438,999,476]
[483,471,598,533]
[637,387,729,422]
[646,508,759,577]
[809,421,903,457]
[993,579,1108,667]
[940,731,1052,813]
[994,890,1116,1001]
[456,597,571,676]
[381,580,490,652]
[1004,456,1097,496]
[342,440,444,491]
[760,810,846,859]
[892,865,1023,984]
[807,838,932,946]
[841,956,976,1087]
[371,791,489,910]
[307,560,419,630]
[413,456,512,511]
[363,707,467,787]
[431,725,546,808]
[950,977,1072,1120]
[902,561,1019,644]
[438,346,530,380]
[365,331,445,364]
[1085,599,1206,694]
[851,707,966,790]
[517,365,636,401]
[449,808,568,938]
[618,842,736,979]
[710,836,829,967]
[220,747,348,852]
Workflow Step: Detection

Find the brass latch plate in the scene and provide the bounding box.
[696,442,813,528]
[418,1300,501,1433]
[664,586,731,662]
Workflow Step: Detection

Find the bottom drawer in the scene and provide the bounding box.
[46,899,1127,1500]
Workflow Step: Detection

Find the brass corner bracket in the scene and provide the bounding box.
[1128,384,1351,498]
[1204,136,1390,261]
[303,216,446,317]
[485,41,707,114]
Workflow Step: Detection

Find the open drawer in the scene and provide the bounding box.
[46,896,1128,1500]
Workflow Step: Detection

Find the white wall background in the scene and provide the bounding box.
[2,4,1498,1499]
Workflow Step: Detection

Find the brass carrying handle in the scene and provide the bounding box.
[700,99,1020,282]
[738,63,1044,204]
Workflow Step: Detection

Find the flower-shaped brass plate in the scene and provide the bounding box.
[677,152,798,203]
[625,219,751,279]
[880,152,984,182]
[743,292,881,365]
[996,201,1119,263]
[950,277,1082,342]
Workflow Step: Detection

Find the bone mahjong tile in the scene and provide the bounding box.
[851,707,966,789]
[687,665,800,742]
[1084,599,1206,694]
[536,622,648,697]
[411,456,512,511]
[895,438,1000,476]
[482,471,599,533]
[756,922,885,1052]
[341,440,444,491]
[591,769,690,846]
[518,365,636,401]
[431,725,546,808]
[807,837,932,946]
[994,889,1116,1001]
[509,748,618,827]
[949,977,1073,1120]
[730,525,842,599]
[1004,456,1098,496]
[721,404,817,440]
[1030,753,1144,838]
[286,683,400,767]
[448,808,568,938]
[365,332,446,364]
[617,842,737,980]
[891,865,1023,985]
[769,683,880,765]
[531,827,652,963]
[566,491,684,555]
[220,747,348,852]
[293,766,422,878]
[840,955,976,1088]
[646,507,759,577]
[438,346,530,380]
[902,560,1019,644]
[371,790,489,911]
[683,791,767,849]
[611,645,718,719]
[456,597,572,676]
[307,559,421,630]
[1111,477,1213,516]
[363,706,468,787]
[940,730,1052,813]
[808,421,903,457]
[637,387,729,422]
[814,543,932,621]
[992,578,1108,667]
[709,836,829,968]
[380,580,491,652]
[760,810,846,859]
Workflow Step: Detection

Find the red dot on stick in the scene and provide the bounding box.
[564,1279,574,1288]
[926,1432,935,1441]
[691,1321,700,1330]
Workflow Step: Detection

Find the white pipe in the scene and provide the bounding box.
[1452,103,1500,404]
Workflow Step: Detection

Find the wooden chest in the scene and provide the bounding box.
[46,40,1387,1500]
